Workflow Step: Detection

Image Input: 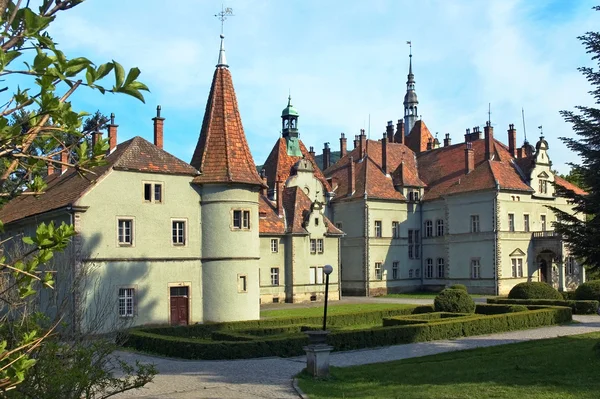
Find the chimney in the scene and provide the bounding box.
[382,134,388,175]
[386,121,394,142]
[395,119,405,144]
[464,128,471,143]
[309,146,315,158]
[508,123,517,158]
[107,113,118,153]
[47,159,55,176]
[322,142,331,170]
[464,142,474,174]
[91,130,103,150]
[60,149,68,174]
[276,177,284,217]
[517,147,523,158]
[359,129,366,157]
[340,133,347,157]
[484,121,494,160]
[348,156,355,195]
[426,137,433,151]
[353,135,359,149]
[152,105,165,149]
[260,169,267,196]
[443,133,451,147]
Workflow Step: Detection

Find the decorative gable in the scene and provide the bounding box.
[509,248,526,257]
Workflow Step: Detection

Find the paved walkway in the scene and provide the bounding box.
[115,314,600,399]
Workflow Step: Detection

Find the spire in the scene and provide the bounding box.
[404,41,419,135]
[217,34,228,68]
[190,40,263,187]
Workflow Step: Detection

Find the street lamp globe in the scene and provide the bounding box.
[323,264,333,275]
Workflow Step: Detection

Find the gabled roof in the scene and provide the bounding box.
[190,66,263,186]
[324,139,424,202]
[405,120,434,154]
[258,194,285,235]
[262,137,330,191]
[0,136,197,225]
[554,175,587,196]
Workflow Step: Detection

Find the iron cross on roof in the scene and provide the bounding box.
[215,6,234,35]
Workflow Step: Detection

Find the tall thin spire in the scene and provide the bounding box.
[216,34,228,68]
[404,40,418,135]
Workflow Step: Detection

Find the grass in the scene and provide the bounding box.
[260,303,414,319]
[298,332,600,399]
[384,292,488,299]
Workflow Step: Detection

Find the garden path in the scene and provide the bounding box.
[115,313,600,399]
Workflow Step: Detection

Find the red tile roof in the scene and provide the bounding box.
[261,137,330,190]
[0,136,197,225]
[554,175,587,196]
[190,66,263,186]
[258,194,285,234]
[405,120,434,154]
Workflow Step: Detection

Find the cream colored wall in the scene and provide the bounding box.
[200,184,260,322]
[291,235,340,302]
[332,200,365,294]
[286,169,326,205]
[259,235,286,303]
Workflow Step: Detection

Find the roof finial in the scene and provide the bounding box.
[215,6,233,68]
[538,125,543,139]
[407,40,413,75]
[156,105,161,118]
[110,112,115,125]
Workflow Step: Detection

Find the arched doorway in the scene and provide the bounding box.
[537,250,558,288]
[539,259,548,283]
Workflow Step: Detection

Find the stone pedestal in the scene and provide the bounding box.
[304,344,333,378]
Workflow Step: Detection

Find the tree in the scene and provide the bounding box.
[551,6,600,275]
[0,0,154,393]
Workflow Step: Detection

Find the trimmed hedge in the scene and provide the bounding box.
[434,289,476,313]
[575,280,600,302]
[383,312,469,326]
[448,284,468,292]
[122,307,572,360]
[475,303,528,315]
[508,282,562,300]
[487,297,599,314]
[562,291,577,300]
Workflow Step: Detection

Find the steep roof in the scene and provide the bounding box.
[325,139,424,202]
[405,120,434,154]
[0,136,197,225]
[190,65,263,186]
[258,194,285,234]
[554,175,587,196]
[262,137,330,191]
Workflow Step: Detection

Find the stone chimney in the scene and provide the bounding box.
[153,105,165,149]
[309,146,315,158]
[60,149,68,174]
[382,133,388,175]
[395,119,405,144]
[276,177,284,217]
[260,169,267,196]
[386,121,394,142]
[353,135,359,149]
[465,142,474,174]
[322,142,331,170]
[107,113,118,153]
[426,137,433,151]
[340,133,347,157]
[443,133,451,147]
[508,124,517,158]
[359,129,366,158]
[348,156,355,195]
[484,121,494,160]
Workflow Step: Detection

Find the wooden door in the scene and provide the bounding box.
[170,287,189,326]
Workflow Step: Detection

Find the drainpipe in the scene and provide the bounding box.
[494,182,500,296]
[419,196,424,288]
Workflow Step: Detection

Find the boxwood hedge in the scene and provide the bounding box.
[122,306,571,360]
[487,298,598,314]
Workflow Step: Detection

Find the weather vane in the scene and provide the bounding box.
[215,6,234,35]
[538,125,543,137]
[407,40,412,56]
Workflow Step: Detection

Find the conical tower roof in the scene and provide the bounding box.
[190,36,263,186]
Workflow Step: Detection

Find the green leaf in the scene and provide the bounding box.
[96,63,114,80]
[113,60,125,88]
[123,67,141,87]
[116,86,146,103]
[22,236,34,245]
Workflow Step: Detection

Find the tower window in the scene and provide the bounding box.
[232,209,251,230]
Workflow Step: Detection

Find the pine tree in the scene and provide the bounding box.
[552,7,600,274]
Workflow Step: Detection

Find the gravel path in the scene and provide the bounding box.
[115,315,600,399]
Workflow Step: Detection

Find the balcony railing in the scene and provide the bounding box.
[532,231,561,239]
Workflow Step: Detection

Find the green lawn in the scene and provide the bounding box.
[385,292,488,299]
[298,332,600,399]
[260,303,414,319]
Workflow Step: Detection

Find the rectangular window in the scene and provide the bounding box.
[238,275,247,292]
[539,179,548,194]
[408,229,420,259]
[143,182,162,203]
[270,239,278,253]
[425,220,433,238]
[270,267,279,286]
[415,268,421,278]
[425,258,433,279]
[566,257,575,275]
[154,184,162,203]
[310,239,316,254]
[317,266,324,284]
[414,230,420,259]
[524,214,530,232]
[243,210,250,229]
[436,219,444,236]
[508,213,515,232]
[437,258,445,278]
[233,209,251,230]
[392,261,399,279]
[144,183,152,202]
[541,215,547,231]
[392,221,400,238]
[118,288,134,317]
[317,239,324,254]
[172,220,186,245]
[118,219,133,246]
[375,262,382,280]
[375,221,382,238]
[518,258,523,277]
[470,215,480,233]
[471,259,481,279]
[309,267,316,284]
[511,258,517,278]
[233,210,242,229]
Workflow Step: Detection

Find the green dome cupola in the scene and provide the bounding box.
[281,95,302,156]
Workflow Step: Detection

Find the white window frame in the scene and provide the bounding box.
[392,221,400,238]
[172,219,186,246]
[424,220,433,238]
[270,238,278,253]
[508,213,515,232]
[317,239,324,254]
[309,267,316,284]
[425,258,433,279]
[374,220,382,238]
[437,258,444,278]
[117,218,134,246]
[392,261,399,280]
[118,287,135,317]
[270,267,279,286]
[310,239,316,254]
[143,182,163,204]
[317,266,324,284]
[374,262,382,280]
[471,258,481,279]
[470,215,480,233]
[232,209,251,230]
[511,258,523,278]
[436,219,444,236]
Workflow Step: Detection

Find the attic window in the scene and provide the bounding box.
[315,218,319,226]
[144,182,163,203]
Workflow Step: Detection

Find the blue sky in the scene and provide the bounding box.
[46,0,598,173]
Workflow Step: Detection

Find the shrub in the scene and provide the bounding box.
[562,291,577,300]
[575,280,600,302]
[508,282,562,300]
[448,284,468,292]
[434,289,476,314]
[487,298,599,315]
[475,304,528,315]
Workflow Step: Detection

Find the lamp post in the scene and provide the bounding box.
[322,264,333,331]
